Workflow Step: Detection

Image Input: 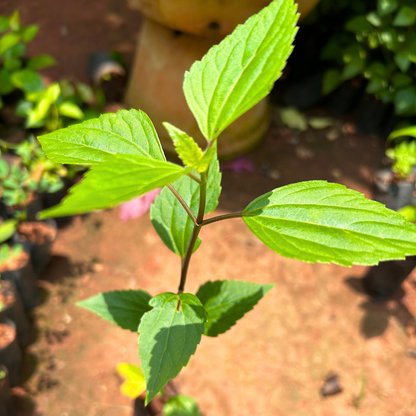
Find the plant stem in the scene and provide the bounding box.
[178,171,207,294]
[188,172,201,184]
[201,211,244,226]
[167,184,197,226]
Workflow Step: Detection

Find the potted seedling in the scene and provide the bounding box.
[0,243,38,310]
[360,125,416,300]
[0,317,21,387]
[0,365,16,416]
[0,219,30,346]
[0,218,38,311]
[36,0,416,408]
[0,137,61,273]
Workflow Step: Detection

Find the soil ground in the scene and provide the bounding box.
[2,1,416,416]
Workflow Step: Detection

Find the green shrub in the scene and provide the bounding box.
[320,0,416,117]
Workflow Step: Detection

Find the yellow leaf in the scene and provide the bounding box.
[117,363,146,399]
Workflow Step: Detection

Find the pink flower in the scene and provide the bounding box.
[221,157,255,174]
[119,189,161,221]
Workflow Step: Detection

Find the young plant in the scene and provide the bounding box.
[0,137,66,209]
[387,125,416,178]
[0,244,23,269]
[0,10,55,107]
[35,0,416,405]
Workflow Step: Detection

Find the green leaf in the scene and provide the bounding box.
[378,0,398,16]
[308,117,332,130]
[9,11,20,31]
[389,126,416,141]
[4,57,21,71]
[15,99,32,117]
[0,33,19,55]
[151,175,201,257]
[196,280,274,337]
[39,154,191,218]
[341,60,364,81]
[4,42,25,59]
[164,122,204,167]
[22,25,39,42]
[0,219,18,244]
[117,363,146,399]
[366,12,382,27]
[151,155,221,256]
[0,17,9,32]
[77,289,152,332]
[28,54,56,70]
[322,69,341,95]
[393,6,416,26]
[139,293,206,405]
[392,73,412,89]
[395,52,411,72]
[27,98,52,127]
[76,83,94,103]
[11,69,44,92]
[0,69,14,95]
[280,107,307,131]
[243,180,416,266]
[395,88,416,116]
[366,78,386,94]
[398,205,416,223]
[345,16,372,33]
[38,109,165,165]
[58,101,84,119]
[163,395,203,416]
[183,0,298,140]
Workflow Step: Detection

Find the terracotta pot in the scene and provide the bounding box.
[128,0,321,37]
[125,19,270,159]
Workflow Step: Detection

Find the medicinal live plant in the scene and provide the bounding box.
[34,0,416,406]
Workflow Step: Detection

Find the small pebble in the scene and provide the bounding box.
[91,263,104,273]
[321,373,343,397]
[331,169,342,179]
[406,349,416,358]
[326,130,339,141]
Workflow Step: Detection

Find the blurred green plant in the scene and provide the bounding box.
[0,10,55,108]
[0,136,66,209]
[387,125,416,178]
[0,243,23,269]
[0,10,104,133]
[320,0,416,117]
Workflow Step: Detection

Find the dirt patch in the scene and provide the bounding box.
[0,323,15,349]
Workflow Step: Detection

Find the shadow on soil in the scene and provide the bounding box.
[345,275,416,339]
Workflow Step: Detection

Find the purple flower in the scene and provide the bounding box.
[221,157,255,174]
[119,189,161,221]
